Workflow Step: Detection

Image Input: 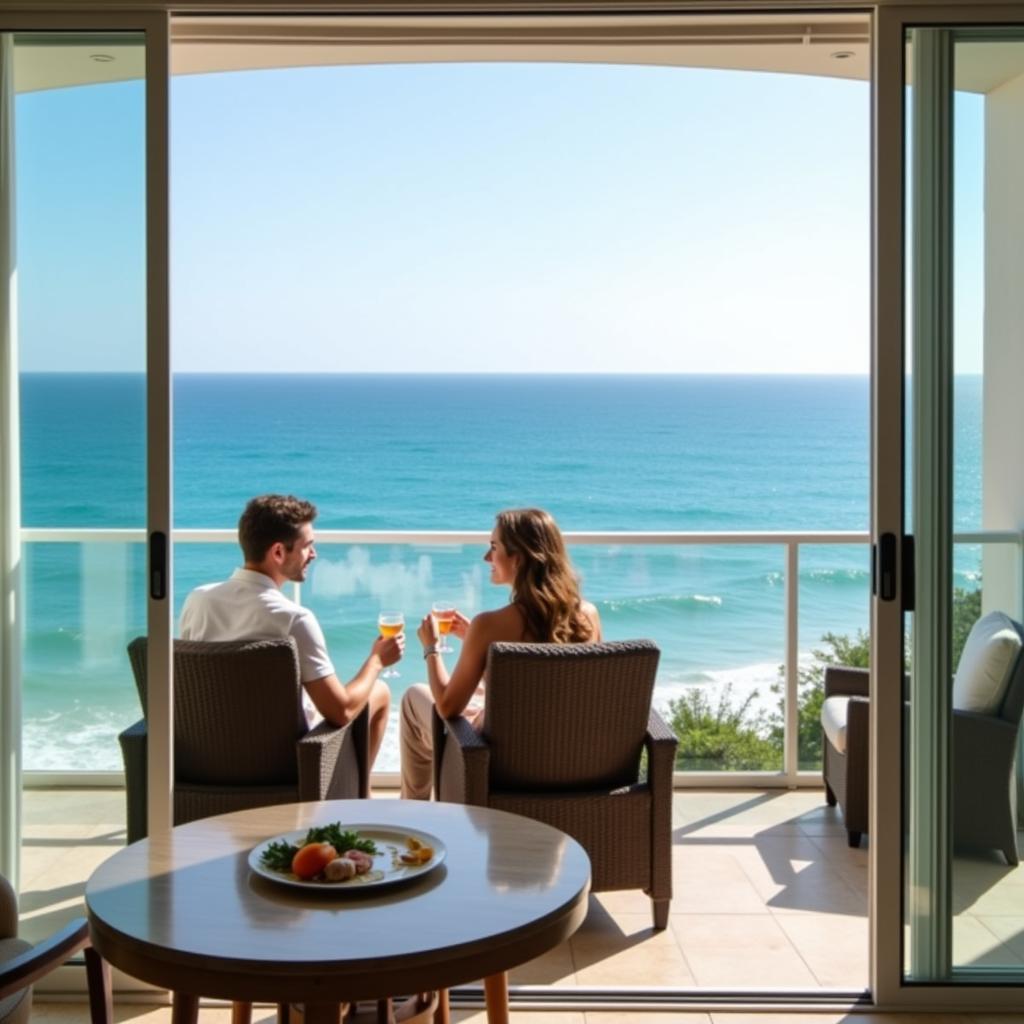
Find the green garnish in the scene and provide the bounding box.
[259,823,379,872]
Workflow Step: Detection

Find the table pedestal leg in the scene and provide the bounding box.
[433,989,450,1024]
[483,973,509,1024]
[171,993,199,1024]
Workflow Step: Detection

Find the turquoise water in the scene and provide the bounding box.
[20,373,982,770]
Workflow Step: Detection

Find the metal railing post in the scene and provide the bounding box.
[784,540,800,784]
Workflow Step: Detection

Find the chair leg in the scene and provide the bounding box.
[825,781,837,807]
[1004,839,1020,867]
[172,993,200,1024]
[652,898,669,930]
[232,1002,254,1024]
[847,830,862,849]
[84,947,112,1024]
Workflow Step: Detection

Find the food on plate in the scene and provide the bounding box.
[323,857,357,882]
[399,845,434,866]
[344,849,374,874]
[257,825,435,884]
[291,842,337,880]
[259,822,379,882]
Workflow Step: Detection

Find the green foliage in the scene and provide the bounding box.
[667,585,982,773]
[668,684,779,771]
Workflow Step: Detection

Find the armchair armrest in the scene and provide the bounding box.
[845,694,870,757]
[824,665,870,699]
[433,710,491,806]
[0,873,17,939]
[0,919,88,1001]
[954,707,1018,763]
[297,705,370,801]
[644,707,678,781]
[118,719,148,844]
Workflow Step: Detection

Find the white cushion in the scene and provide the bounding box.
[821,696,851,755]
[952,611,1022,716]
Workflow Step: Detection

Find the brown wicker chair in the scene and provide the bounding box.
[0,872,111,1024]
[433,638,676,929]
[822,612,1024,863]
[119,636,369,843]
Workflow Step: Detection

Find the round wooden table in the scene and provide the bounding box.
[86,800,591,1024]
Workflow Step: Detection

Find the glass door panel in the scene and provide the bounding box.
[8,31,146,942]
[904,24,1024,985]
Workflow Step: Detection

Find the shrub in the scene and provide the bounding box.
[668,683,779,771]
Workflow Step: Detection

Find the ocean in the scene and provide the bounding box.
[19,373,982,771]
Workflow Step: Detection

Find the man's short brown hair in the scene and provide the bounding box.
[238,494,317,563]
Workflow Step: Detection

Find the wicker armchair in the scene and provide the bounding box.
[433,639,676,929]
[0,872,111,1024]
[822,612,1024,863]
[119,636,369,843]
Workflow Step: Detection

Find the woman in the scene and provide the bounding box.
[399,507,602,799]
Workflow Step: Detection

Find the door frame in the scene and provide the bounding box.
[0,6,172,891]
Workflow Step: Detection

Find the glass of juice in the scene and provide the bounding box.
[377,611,404,678]
[431,602,456,654]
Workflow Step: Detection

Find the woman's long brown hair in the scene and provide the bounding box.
[495,508,595,644]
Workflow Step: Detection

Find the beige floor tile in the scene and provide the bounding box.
[672,846,771,914]
[967,915,1024,962]
[673,873,770,915]
[586,1014,711,1023]
[571,911,694,986]
[952,915,1024,969]
[22,789,124,826]
[772,911,869,988]
[710,1016,975,1024]
[509,938,577,985]
[730,839,866,917]
[452,1012,585,1023]
[957,875,1024,916]
[669,914,817,988]
[592,889,655,917]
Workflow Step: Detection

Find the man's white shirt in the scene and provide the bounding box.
[179,568,334,729]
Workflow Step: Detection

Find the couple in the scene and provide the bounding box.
[180,494,601,795]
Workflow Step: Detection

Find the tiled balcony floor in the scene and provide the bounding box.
[16,786,1024,998]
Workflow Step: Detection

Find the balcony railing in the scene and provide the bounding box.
[19,527,1023,788]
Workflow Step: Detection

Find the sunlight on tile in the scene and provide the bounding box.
[669,914,818,987]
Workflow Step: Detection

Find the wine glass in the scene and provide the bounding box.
[432,601,456,654]
[377,610,404,678]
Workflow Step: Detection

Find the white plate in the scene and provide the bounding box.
[248,823,446,891]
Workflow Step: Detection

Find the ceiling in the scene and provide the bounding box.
[9,16,1024,95]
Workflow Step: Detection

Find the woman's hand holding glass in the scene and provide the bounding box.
[448,609,471,640]
[417,613,440,655]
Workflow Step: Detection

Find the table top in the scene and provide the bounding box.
[86,800,591,1003]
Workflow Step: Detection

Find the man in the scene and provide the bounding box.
[180,494,400,768]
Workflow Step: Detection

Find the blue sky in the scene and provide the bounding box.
[14,58,979,374]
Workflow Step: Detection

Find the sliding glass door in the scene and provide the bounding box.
[876,4,1024,1005]
[0,11,169,936]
